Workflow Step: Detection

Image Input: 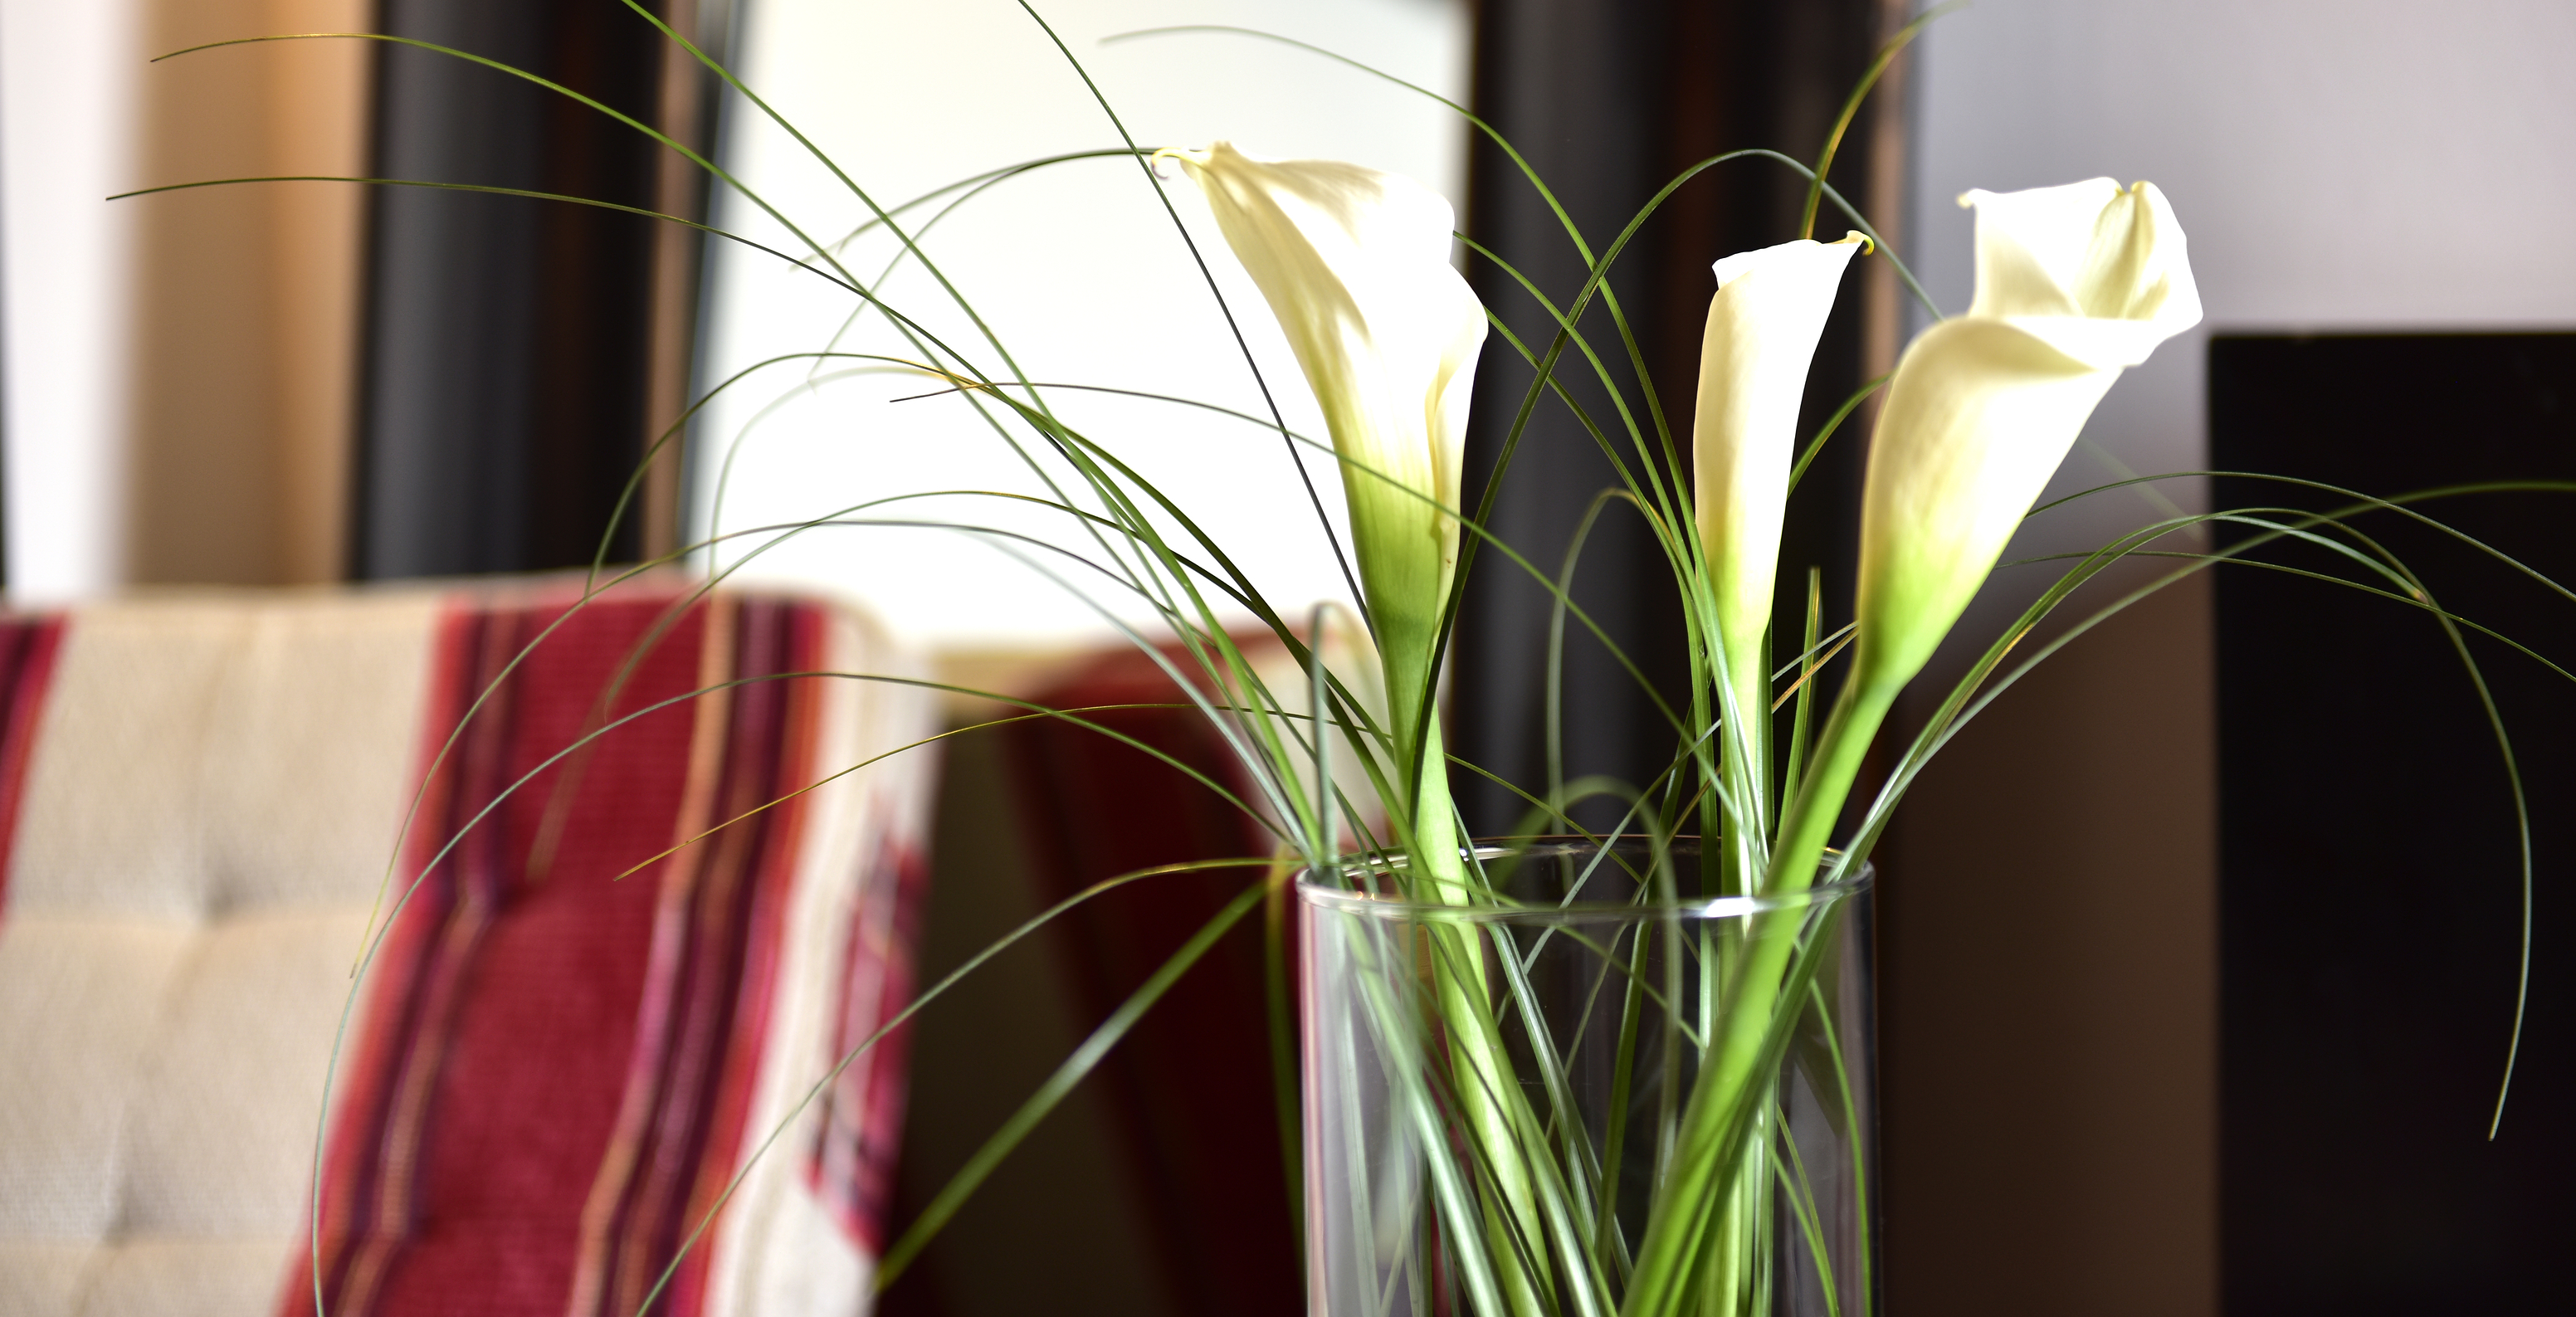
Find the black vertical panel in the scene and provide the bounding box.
[2213,334,2576,1312]
[1453,0,1891,836]
[357,0,668,578]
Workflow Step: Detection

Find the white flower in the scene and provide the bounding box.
[1693,232,1866,730]
[1853,178,2201,694]
[1162,143,1487,745]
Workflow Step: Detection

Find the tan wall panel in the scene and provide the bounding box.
[128,1,366,585]
[1881,574,2219,1316]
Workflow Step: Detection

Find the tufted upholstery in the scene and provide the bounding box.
[0,582,935,1317]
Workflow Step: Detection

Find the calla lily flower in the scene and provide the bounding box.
[1161,143,1487,774]
[1693,232,1866,737]
[1853,178,2200,696]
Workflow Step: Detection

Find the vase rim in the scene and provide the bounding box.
[1296,835,1873,923]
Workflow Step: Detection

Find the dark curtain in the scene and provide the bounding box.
[1452,0,1905,837]
[356,0,717,578]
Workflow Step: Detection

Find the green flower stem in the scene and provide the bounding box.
[1622,676,1894,1317]
[1710,1118,1773,1315]
[1765,675,1894,900]
[1410,717,1555,1315]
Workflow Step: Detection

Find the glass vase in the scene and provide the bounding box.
[1299,837,1876,1317]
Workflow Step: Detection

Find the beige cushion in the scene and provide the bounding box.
[0,590,442,1315]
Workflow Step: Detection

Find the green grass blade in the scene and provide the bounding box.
[873,875,1274,1290]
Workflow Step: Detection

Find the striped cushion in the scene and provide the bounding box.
[0,580,934,1317]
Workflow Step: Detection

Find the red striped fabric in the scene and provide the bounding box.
[284,584,915,1317]
[805,832,926,1256]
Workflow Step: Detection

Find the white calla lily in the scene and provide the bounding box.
[1769,178,2198,894]
[1162,143,1487,805]
[1692,232,1866,740]
[1853,177,2200,695]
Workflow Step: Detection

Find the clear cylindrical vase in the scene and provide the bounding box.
[1299,837,1875,1317]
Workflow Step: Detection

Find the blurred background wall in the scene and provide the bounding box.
[1889,3,2576,1315]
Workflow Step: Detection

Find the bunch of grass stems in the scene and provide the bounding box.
[129,4,2561,1315]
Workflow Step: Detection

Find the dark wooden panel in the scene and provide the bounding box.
[2212,333,2576,1313]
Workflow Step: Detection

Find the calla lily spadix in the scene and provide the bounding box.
[1160,143,1487,863]
[1692,232,1867,758]
[1773,177,2200,889]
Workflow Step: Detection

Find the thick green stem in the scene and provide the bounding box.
[1410,717,1553,1315]
[1620,676,1895,1317]
[1764,675,1895,899]
[1717,640,1769,901]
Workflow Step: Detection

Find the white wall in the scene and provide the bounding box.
[694,0,1472,649]
[1,0,143,601]
[1913,0,2576,553]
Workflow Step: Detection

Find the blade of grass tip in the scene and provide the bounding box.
[873,875,1273,1290]
[2049,505,2535,1136]
[1781,568,1826,812]
[2076,435,2190,523]
[1552,493,1629,817]
[1798,2,1961,239]
[1876,501,2549,1129]
[2369,566,2537,1141]
[613,0,1078,412]
[1741,151,1941,320]
[707,366,942,557]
